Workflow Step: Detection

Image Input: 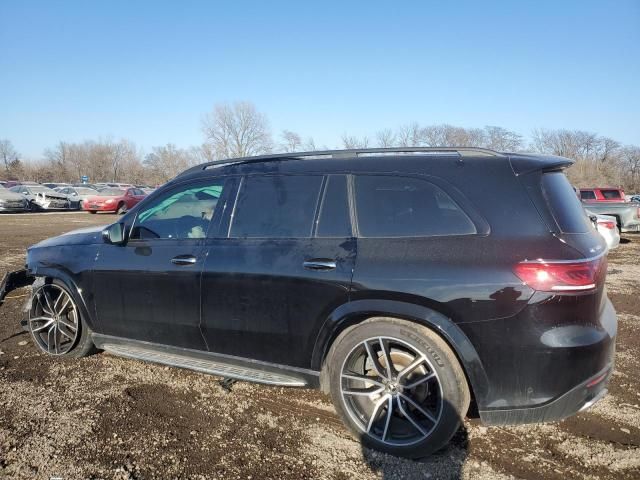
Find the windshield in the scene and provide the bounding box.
[99,189,125,196]
[76,188,97,195]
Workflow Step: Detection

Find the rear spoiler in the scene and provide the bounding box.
[508,154,574,176]
[0,269,34,306]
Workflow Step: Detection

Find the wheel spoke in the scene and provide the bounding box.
[54,295,71,316]
[341,372,386,388]
[364,340,388,379]
[404,372,436,390]
[57,323,75,340]
[30,317,55,332]
[57,315,77,332]
[37,293,54,316]
[397,397,429,437]
[397,356,427,381]
[399,392,437,424]
[47,325,56,353]
[378,338,396,378]
[343,386,385,397]
[43,289,56,315]
[381,395,394,441]
[367,394,390,433]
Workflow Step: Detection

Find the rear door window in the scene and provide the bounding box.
[542,172,592,234]
[230,175,323,238]
[316,175,352,237]
[354,175,476,237]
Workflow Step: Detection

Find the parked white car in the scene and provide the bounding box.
[592,213,620,250]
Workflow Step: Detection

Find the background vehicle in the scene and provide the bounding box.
[54,186,98,210]
[0,148,616,459]
[580,187,625,202]
[581,200,640,232]
[83,187,146,214]
[586,211,620,249]
[9,184,70,211]
[0,187,28,212]
[43,182,71,190]
[630,195,640,203]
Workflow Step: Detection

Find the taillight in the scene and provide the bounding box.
[597,220,616,230]
[513,257,605,292]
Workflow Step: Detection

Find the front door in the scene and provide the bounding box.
[92,177,234,350]
[201,174,356,368]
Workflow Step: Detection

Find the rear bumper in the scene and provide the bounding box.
[0,269,35,306]
[462,295,617,425]
[479,365,612,425]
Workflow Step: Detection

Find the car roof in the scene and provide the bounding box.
[172,147,573,184]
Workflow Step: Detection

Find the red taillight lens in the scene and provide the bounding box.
[597,220,616,230]
[513,257,605,292]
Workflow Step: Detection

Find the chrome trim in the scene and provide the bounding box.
[579,388,607,412]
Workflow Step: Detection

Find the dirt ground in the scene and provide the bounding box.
[0,212,638,480]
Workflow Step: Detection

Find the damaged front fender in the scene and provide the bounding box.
[0,269,35,306]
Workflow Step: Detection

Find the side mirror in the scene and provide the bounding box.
[102,223,126,245]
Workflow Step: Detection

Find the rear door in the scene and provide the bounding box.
[200,174,356,368]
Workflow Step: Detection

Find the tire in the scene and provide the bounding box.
[89,210,97,214]
[325,317,470,458]
[27,201,37,212]
[27,278,97,358]
[78,200,84,211]
[116,202,127,215]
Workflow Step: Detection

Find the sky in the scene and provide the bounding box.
[1,0,639,158]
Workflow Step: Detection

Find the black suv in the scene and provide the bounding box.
[0,148,617,458]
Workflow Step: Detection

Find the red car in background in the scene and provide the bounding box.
[580,187,625,202]
[83,187,147,214]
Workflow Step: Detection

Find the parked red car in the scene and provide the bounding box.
[83,187,147,214]
[580,187,625,202]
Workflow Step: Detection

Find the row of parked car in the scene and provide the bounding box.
[579,187,640,250]
[0,181,155,214]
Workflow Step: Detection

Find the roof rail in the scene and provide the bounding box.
[178,147,502,177]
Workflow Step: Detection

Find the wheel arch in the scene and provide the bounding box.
[312,299,490,411]
[29,268,98,332]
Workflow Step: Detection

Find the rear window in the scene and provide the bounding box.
[542,173,592,233]
[354,175,476,237]
[580,190,596,200]
[601,189,622,200]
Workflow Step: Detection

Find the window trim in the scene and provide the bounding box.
[351,173,487,239]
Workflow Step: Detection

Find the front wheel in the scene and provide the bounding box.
[116,202,127,215]
[88,210,97,214]
[28,279,96,358]
[325,317,470,458]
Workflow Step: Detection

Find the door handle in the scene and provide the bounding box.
[303,259,337,271]
[171,255,197,266]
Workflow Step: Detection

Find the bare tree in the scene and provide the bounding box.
[280,130,302,152]
[303,137,317,151]
[144,144,198,184]
[376,129,397,148]
[0,139,20,174]
[202,101,272,159]
[397,122,424,147]
[341,134,369,149]
[483,126,523,151]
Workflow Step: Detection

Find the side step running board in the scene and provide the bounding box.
[100,342,308,387]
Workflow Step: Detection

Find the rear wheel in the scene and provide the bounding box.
[28,279,96,358]
[89,210,97,214]
[325,317,470,458]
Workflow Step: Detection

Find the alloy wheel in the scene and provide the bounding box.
[29,284,80,355]
[340,336,443,446]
